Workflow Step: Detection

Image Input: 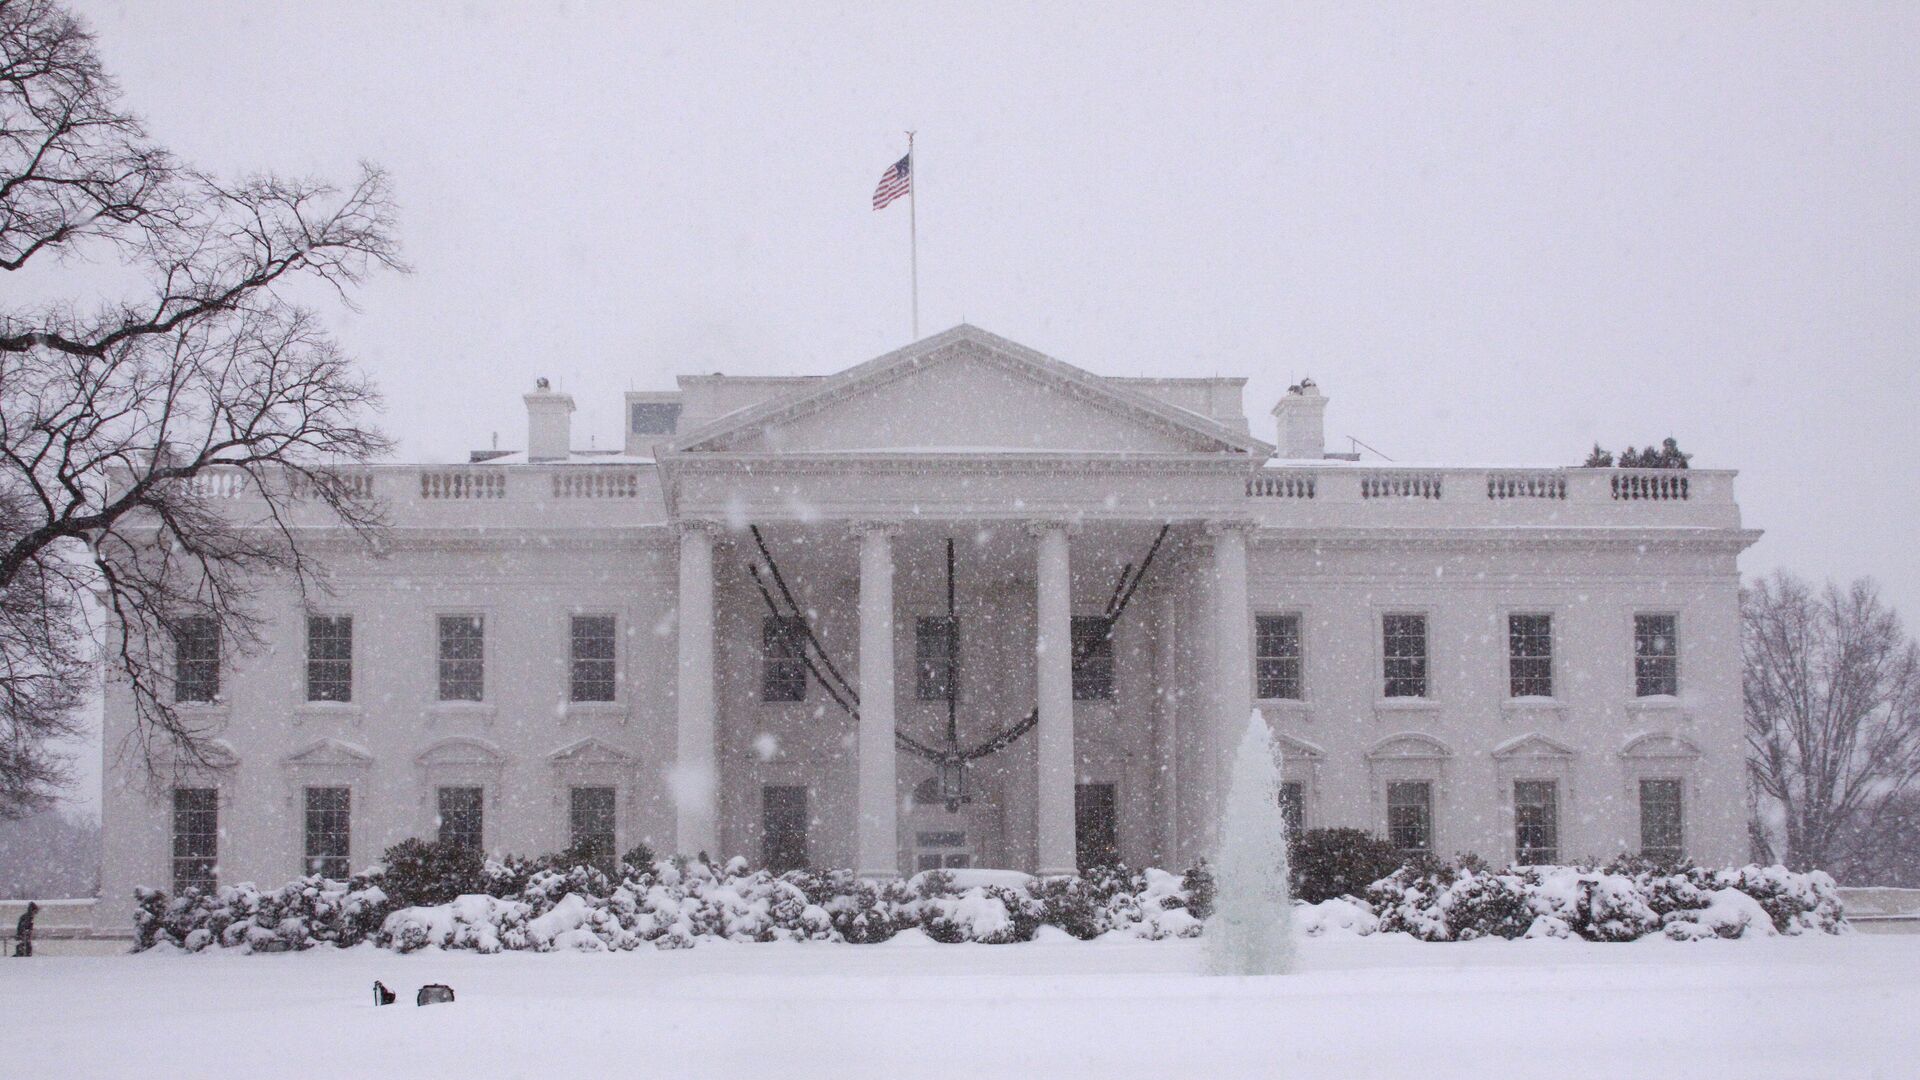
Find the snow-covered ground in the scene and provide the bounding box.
[4,934,1913,1079]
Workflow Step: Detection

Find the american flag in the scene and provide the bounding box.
[872,154,911,210]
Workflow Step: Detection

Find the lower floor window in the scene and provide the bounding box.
[172,787,218,894]
[569,786,617,866]
[1386,781,1432,854]
[1278,781,1304,840]
[1075,783,1120,870]
[762,785,808,873]
[1514,780,1559,864]
[437,786,484,852]
[1640,778,1684,862]
[304,786,351,879]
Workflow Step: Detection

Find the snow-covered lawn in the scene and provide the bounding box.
[4,933,1913,1079]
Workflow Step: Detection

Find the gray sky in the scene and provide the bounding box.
[65,2,1920,613]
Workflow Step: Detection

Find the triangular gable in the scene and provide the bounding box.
[547,737,634,767]
[668,325,1272,458]
[1492,733,1578,760]
[282,738,374,769]
[1273,732,1325,761]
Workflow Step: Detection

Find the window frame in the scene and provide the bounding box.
[914,615,959,702]
[1633,612,1681,698]
[436,785,485,851]
[567,613,619,704]
[1380,611,1430,699]
[303,785,352,879]
[435,613,487,703]
[1513,779,1560,865]
[1385,780,1433,855]
[304,613,354,704]
[1254,612,1304,702]
[1506,611,1555,699]
[170,616,221,704]
[761,615,809,703]
[171,786,219,894]
[1071,614,1116,702]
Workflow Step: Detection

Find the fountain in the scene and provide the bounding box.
[1204,710,1295,975]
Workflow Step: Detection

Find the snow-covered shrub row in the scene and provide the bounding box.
[1343,857,1845,942]
[134,858,1214,953]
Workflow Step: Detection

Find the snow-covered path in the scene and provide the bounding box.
[4,933,1912,1079]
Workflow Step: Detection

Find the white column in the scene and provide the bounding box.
[674,521,719,857]
[1208,521,1254,850]
[1151,576,1181,867]
[1033,521,1078,876]
[855,521,901,878]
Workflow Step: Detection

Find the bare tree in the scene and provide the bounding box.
[0,0,401,811]
[1745,571,1920,874]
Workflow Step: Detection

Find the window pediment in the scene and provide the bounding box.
[1619,732,1703,760]
[281,738,373,770]
[1367,732,1453,761]
[1492,733,1577,761]
[546,736,634,768]
[414,736,505,769]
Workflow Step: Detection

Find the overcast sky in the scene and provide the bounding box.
[45,1,1920,809]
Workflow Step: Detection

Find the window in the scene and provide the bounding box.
[171,616,220,703]
[437,786,484,851]
[1278,781,1304,840]
[172,787,218,893]
[1514,780,1559,864]
[1386,781,1432,854]
[761,616,808,702]
[1075,783,1121,870]
[1256,614,1303,700]
[1382,613,1428,698]
[1071,615,1115,701]
[916,616,958,701]
[1640,779,1684,862]
[569,786,617,867]
[437,615,484,701]
[1634,614,1679,697]
[1508,613,1553,698]
[306,615,353,703]
[762,785,808,873]
[304,787,351,879]
[569,615,617,702]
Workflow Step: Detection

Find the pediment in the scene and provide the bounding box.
[1367,732,1453,761]
[1273,732,1325,761]
[414,736,505,769]
[282,738,374,769]
[1620,733,1702,760]
[668,325,1271,458]
[1492,733,1577,760]
[547,737,634,767]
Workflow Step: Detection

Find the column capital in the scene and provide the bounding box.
[674,518,723,539]
[1023,518,1080,539]
[1202,518,1256,538]
[847,519,903,540]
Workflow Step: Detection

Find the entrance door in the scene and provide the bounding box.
[1075,783,1120,870]
[761,785,808,873]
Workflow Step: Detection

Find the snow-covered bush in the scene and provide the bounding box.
[1291,828,1406,904]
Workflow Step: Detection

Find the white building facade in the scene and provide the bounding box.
[98,325,1758,923]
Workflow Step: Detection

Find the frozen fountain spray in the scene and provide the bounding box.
[1204,710,1295,975]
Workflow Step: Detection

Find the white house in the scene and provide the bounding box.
[97,324,1757,924]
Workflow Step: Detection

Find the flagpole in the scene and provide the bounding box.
[907,130,919,341]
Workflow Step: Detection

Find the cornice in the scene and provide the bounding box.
[660,451,1262,476]
[1248,527,1762,553]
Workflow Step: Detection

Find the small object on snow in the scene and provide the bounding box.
[416,984,455,1006]
[372,981,395,1006]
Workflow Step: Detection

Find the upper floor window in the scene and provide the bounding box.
[1634,614,1679,697]
[437,786,484,851]
[762,616,808,702]
[304,786,351,879]
[1382,613,1428,698]
[171,616,220,703]
[1071,615,1115,701]
[437,615,484,701]
[1255,614,1303,700]
[306,615,353,703]
[172,787,218,893]
[915,616,958,701]
[1514,780,1559,864]
[1640,778,1684,862]
[1508,613,1553,698]
[569,615,617,702]
[1386,780,1432,854]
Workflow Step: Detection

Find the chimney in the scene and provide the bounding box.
[1271,377,1327,459]
[524,377,574,462]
